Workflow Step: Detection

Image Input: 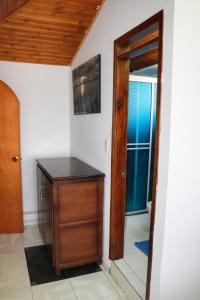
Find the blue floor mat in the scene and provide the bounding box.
[135,240,149,256]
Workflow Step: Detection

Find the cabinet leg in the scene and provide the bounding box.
[97,259,102,266]
[55,268,61,276]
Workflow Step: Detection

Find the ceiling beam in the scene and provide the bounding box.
[0,0,31,22]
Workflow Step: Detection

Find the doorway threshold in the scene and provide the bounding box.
[110,261,145,300]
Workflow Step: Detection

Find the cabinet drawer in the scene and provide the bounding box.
[58,222,99,265]
[58,181,99,223]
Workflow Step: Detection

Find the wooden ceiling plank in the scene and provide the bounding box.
[0,55,70,66]
[0,0,105,66]
[14,16,86,28]
[0,49,76,59]
[2,19,90,34]
[0,56,69,65]
[0,49,73,60]
[21,7,96,20]
[0,37,81,49]
[0,29,82,42]
[0,33,80,42]
[0,38,78,51]
[0,51,68,59]
[0,46,76,58]
[16,12,94,25]
[0,32,83,44]
[0,41,79,55]
[1,22,86,35]
[28,0,100,11]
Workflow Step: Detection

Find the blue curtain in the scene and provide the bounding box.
[125,81,157,213]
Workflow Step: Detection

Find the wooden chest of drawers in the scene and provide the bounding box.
[36,157,104,274]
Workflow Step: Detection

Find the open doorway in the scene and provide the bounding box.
[119,66,158,298]
[109,12,163,300]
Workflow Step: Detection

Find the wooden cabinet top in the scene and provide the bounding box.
[36,157,105,182]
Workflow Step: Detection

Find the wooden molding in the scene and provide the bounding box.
[130,48,159,72]
[118,30,159,60]
[109,11,163,300]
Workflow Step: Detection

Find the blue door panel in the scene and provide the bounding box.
[126,80,157,213]
[127,82,152,144]
[126,149,149,212]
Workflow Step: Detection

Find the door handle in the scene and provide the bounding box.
[12,156,21,162]
[121,171,126,177]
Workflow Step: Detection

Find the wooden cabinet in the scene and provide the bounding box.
[37,166,44,238]
[36,157,104,274]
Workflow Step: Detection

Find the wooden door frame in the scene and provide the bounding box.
[109,11,163,300]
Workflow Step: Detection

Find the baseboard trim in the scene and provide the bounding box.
[23,211,38,226]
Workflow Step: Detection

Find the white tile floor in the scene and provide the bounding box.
[114,217,150,300]
[0,225,128,300]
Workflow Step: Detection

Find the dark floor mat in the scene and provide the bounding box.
[25,245,101,286]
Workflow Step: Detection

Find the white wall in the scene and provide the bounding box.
[159,1,200,299]
[0,62,70,224]
[70,1,175,299]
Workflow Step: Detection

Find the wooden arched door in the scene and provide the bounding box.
[0,80,23,233]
